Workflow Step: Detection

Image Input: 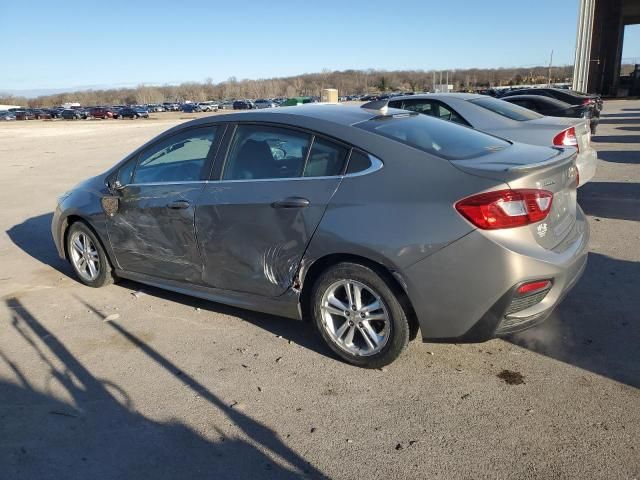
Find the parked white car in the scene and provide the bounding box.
[197,101,219,112]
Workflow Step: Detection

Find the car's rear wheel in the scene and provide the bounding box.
[67,222,114,288]
[311,262,410,368]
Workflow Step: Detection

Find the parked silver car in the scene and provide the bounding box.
[254,99,277,109]
[385,94,597,186]
[0,110,16,121]
[51,104,588,367]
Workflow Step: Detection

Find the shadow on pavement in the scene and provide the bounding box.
[597,118,640,125]
[0,297,325,480]
[594,150,640,165]
[6,212,71,276]
[591,135,640,144]
[508,253,640,388]
[599,112,640,118]
[578,181,640,221]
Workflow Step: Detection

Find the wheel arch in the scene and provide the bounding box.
[62,215,115,270]
[298,253,420,340]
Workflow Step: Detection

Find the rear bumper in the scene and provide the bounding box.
[576,148,597,186]
[403,208,590,342]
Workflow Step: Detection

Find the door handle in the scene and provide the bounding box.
[271,197,310,209]
[167,200,191,209]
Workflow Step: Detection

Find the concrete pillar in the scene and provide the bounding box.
[573,0,596,92]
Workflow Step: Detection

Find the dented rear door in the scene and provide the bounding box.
[195,177,341,297]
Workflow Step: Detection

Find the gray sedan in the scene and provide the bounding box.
[51,104,588,367]
[385,94,598,186]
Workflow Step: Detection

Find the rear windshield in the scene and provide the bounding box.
[357,113,510,160]
[469,97,543,121]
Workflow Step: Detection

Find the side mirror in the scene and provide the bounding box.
[109,179,125,193]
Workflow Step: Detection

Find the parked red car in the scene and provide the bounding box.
[89,107,116,119]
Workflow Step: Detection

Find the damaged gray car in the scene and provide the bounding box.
[52,104,589,367]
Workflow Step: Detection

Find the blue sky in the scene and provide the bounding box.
[1,0,639,93]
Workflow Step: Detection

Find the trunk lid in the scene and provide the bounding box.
[452,143,579,250]
[528,115,592,151]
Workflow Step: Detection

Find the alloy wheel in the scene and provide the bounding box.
[69,231,100,282]
[320,280,391,356]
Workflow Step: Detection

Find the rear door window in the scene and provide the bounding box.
[303,137,348,177]
[400,99,436,116]
[400,99,469,126]
[223,125,311,180]
[346,150,374,174]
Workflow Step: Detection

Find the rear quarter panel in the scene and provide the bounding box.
[301,137,505,282]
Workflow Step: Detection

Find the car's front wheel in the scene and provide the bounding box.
[311,262,410,368]
[67,222,114,288]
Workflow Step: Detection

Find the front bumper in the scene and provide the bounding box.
[403,208,590,342]
[51,205,66,259]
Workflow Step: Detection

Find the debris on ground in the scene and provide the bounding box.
[395,443,403,450]
[275,356,283,363]
[461,393,470,400]
[103,313,120,322]
[131,290,146,299]
[497,369,525,385]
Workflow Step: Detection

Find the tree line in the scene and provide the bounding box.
[1,65,575,108]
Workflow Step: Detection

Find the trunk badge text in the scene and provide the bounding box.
[537,223,548,237]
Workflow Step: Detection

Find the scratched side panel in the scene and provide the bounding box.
[105,183,205,283]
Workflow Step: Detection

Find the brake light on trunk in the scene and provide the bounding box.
[582,98,591,106]
[455,189,554,230]
[553,127,579,152]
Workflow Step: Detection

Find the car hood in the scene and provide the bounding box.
[71,174,106,194]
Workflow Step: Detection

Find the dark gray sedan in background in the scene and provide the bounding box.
[52,104,588,367]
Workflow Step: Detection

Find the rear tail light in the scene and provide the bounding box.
[455,189,553,230]
[553,127,579,152]
[517,280,552,296]
[582,98,592,106]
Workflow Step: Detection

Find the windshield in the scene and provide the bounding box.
[357,113,510,160]
[469,97,543,121]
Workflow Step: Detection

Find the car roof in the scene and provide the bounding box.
[185,104,399,128]
[390,93,482,102]
[502,94,566,103]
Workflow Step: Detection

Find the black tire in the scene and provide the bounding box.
[66,222,115,288]
[311,262,410,368]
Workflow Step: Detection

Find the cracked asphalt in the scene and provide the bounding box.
[0,103,638,479]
